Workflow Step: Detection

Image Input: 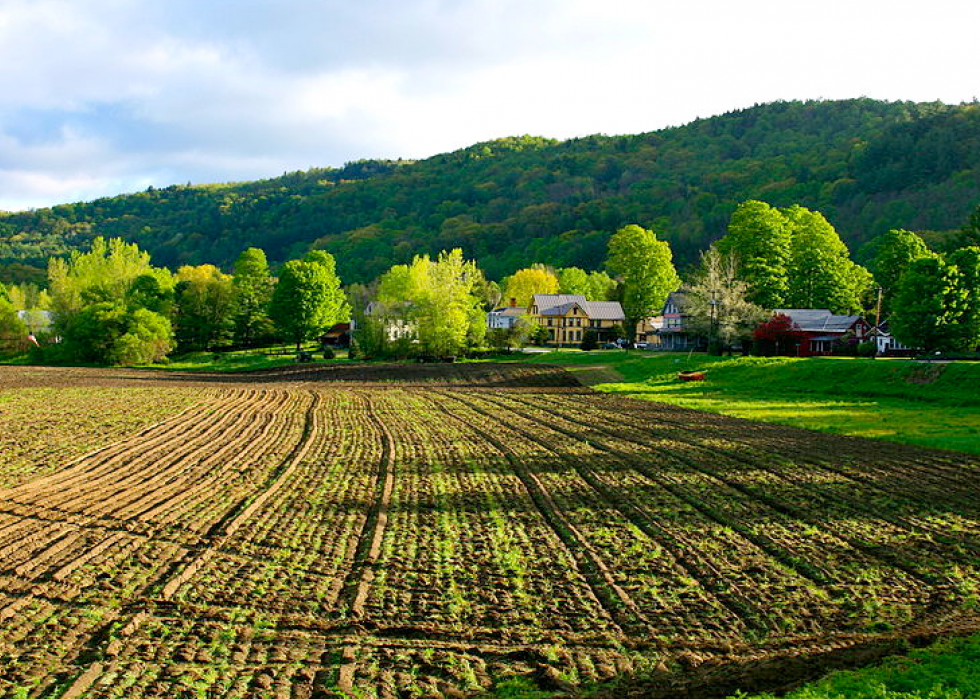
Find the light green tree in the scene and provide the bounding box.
[270,251,349,352]
[871,229,933,315]
[605,224,680,339]
[232,247,274,346]
[557,267,618,300]
[948,246,980,351]
[376,249,484,357]
[891,256,968,353]
[717,200,792,308]
[783,205,869,314]
[174,264,236,351]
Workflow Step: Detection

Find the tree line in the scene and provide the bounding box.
[1,198,978,364]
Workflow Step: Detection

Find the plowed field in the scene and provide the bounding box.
[0,363,978,698]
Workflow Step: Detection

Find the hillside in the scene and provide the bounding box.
[2,98,980,284]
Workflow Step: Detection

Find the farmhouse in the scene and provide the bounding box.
[655,291,704,351]
[528,294,625,346]
[773,308,870,356]
[487,298,525,329]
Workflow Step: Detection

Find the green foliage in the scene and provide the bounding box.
[46,237,177,365]
[557,267,617,300]
[718,200,791,308]
[871,229,934,315]
[0,293,27,356]
[58,302,173,365]
[580,329,599,351]
[784,205,869,313]
[2,100,979,284]
[173,264,235,351]
[606,224,680,333]
[270,251,348,351]
[232,247,274,346]
[373,249,485,357]
[729,632,980,699]
[947,246,980,350]
[891,256,969,352]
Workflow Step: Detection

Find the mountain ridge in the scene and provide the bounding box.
[2,97,979,284]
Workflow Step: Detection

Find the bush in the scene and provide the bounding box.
[580,330,599,351]
[322,346,336,360]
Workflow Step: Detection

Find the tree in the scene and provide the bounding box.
[557,267,618,300]
[46,237,176,364]
[174,265,236,351]
[232,247,274,346]
[605,224,680,340]
[753,314,806,356]
[871,229,933,315]
[890,256,968,353]
[59,302,173,365]
[376,249,484,357]
[948,246,980,350]
[684,247,765,353]
[0,289,27,356]
[960,204,980,248]
[783,205,868,313]
[270,251,348,352]
[717,200,791,308]
[501,265,558,307]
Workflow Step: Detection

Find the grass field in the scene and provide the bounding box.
[519,352,980,455]
[730,631,980,699]
[0,363,978,698]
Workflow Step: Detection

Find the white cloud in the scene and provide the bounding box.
[0,0,978,211]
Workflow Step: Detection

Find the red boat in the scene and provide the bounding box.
[677,370,706,382]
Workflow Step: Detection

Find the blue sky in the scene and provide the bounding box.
[1,0,978,211]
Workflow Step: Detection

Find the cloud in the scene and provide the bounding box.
[0,0,978,211]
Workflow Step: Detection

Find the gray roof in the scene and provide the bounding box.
[490,306,525,318]
[774,309,864,333]
[531,294,625,321]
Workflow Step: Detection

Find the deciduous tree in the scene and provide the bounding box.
[717,200,791,308]
[501,265,558,307]
[891,256,968,353]
[270,251,349,352]
[605,224,680,339]
[232,247,274,346]
[871,229,933,315]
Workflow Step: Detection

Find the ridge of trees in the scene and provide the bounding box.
[3,99,980,287]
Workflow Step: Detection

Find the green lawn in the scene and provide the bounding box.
[728,632,980,699]
[519,351,980,456]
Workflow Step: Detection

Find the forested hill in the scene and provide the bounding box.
[2,98,979,284]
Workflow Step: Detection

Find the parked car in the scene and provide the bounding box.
[634,342,649,350]
[602,342,620,350]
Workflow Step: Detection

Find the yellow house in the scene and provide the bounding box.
[528,294,626,346]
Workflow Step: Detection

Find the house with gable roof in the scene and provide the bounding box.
[528,294,626,346]
[772,308,870,356]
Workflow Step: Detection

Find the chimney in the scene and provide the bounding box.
[509,297,517,307]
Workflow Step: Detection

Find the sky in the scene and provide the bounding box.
[1,0,978,212]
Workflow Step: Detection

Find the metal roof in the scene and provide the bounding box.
[531,294,625,321]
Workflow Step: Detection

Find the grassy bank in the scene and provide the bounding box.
[520,352,980,455]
